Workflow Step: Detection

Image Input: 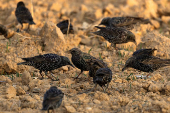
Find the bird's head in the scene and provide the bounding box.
[17,1,25,8]
[122,57,134,71]
[127,31,137,46]
[62,56,75,68]
[99,17,111,26]
[69,48,82,55]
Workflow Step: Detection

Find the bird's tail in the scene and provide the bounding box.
[17,62,27,65]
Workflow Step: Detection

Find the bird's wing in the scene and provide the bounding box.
[16,7,33,21]
[133,49,157,57]
[22,54,61,63]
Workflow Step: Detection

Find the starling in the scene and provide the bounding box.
[17,53,74,80]
[42,86,64,113]
[99,16,151,30]
[132,48,157,57]
[57,20,74,34]
[15,1,35,31]
[122,54,170,77]
[93,26,136,50]
[69,48,100,79]
[93,68,112,92]
[0,24,15,39]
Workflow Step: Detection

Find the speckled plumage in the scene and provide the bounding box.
[93,68,112,92]
[100,16,151,30]
[122,54,170,73]
[89,60,108,78]
[69,48,99,79]
[0,24,8,38]
[42,86,64,112]
[132,48,157,57]
[57,20,74,34]
[15,1,35,30]
[93,26,136,49]
[17,53,74,80]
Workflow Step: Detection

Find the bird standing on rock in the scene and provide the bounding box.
[42,86,64,113]
[57,20,74,34]
[93,26,136,50]
[122,51,170,77]
[99,16,151,30]
[17,53,74,81]
[69,48,100,79]
[93,67,112,92]
[15,1,35,31]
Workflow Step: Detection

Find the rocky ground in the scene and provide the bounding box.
[0,0,170,113]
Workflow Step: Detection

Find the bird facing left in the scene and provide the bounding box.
[17,53,74,81]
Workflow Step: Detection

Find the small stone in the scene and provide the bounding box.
[50,2,62,12]
[16,86,26,96]
[161,16,170,24]
[150,20,160,28]
[6,86,16,99]
[77,93,87,101]
[148,83,163,92]
[93,99,101,104]
[94,91,109,101]
[62,66,68,71]
[95,9,102,19]
[86,107,92,111]
[114,79,122,83]
[22,70,32,85]
[32,87,40,93]
[65,105,76,113]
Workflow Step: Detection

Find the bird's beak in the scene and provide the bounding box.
[70,63,75,68]
[122,67,126,71]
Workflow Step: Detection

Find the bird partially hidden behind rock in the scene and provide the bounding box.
[15,1,35,32]
[99,16,151,30]
[69,48,101,79]
[17,53,74,81]
[132,48,157,57]
[0,24,15,39]
[42,86,64,113]
[57,20,74,34]
[93,67,112,92]
[122,51,170,78]
[93,26,136,50]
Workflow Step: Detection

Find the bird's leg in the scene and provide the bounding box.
[50,72,59,81]
[103,83,109,93]
[47,109,50,113]
[39,70,44,80]
[74,70,83,79]
[91,84,97,92]
[27,24,30,31]
[146,73,151,78]
[53,109,56,113]
[17,24,23,32]
[45,71,54,80]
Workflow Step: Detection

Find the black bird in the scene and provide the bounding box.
[69,48,100,79]
[93,68,112,92]
[57,20,74,34]
[17,53,74,80]
[15,1,35,31]
[0,24,15,39]
[99,16,151,30]
[93,26,136,50]
[42,86,64,113]
[88,60,108,78]
[132,48,157,57]
[122,54,170,77]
